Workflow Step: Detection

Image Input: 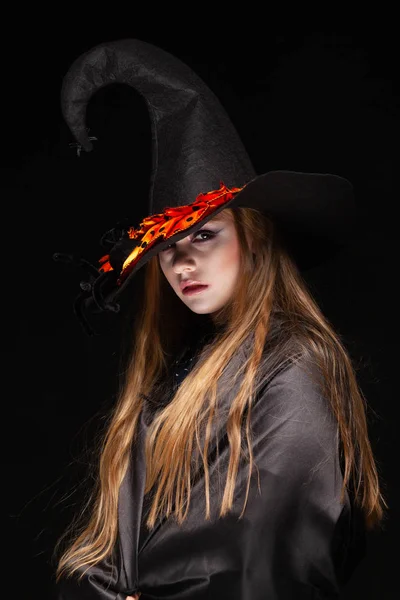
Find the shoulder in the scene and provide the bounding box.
[270,355,324,395]
[257,351,325,402]
[253,354,338,443]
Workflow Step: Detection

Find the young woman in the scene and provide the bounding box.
[52,39,387,600]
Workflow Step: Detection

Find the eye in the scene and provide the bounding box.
[193,229,216,242]
[161,229,216,252]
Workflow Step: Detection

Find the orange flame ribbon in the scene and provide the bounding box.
[99,182,243,284]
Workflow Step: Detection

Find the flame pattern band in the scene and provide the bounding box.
[99,182,244,285]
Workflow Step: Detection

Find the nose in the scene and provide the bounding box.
[171,245,196,274]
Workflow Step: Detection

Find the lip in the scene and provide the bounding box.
[180,279,207,292]
[182,284,209,296]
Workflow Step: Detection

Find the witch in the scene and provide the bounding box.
[52,38,386,599]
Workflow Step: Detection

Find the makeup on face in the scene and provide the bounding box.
[158,210,240,316]
[182,284,210,295]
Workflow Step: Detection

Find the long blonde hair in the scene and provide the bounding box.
[53,206,388,583]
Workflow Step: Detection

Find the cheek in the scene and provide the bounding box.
[214,240,241,279]
[161,263,172,284]
[158,258,170,282]
[160,261,180,294]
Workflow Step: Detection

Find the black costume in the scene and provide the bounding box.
[54,39,366,599]
[56,325,366,599]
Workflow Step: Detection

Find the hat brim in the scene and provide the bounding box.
[77,169,356,325]
[114,169,355,295]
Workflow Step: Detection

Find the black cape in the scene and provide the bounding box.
[55,331,366,599]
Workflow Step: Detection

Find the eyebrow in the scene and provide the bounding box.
[207,216,226,224]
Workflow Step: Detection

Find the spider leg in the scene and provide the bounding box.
[53,253,101,279]
[73,291,97,336]
[99,228,120,249]
[99,221,131,249]
[91,271,120,314]
[53,251,121,334]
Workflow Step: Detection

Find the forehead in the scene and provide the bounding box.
[208,210,233,224]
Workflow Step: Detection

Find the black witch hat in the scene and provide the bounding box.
[54,38,356,333]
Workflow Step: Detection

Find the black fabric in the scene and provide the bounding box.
[140,338,367,595]
[55,336,367,599]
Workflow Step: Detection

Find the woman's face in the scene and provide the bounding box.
[158,210,241,316]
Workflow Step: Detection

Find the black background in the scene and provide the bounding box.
[4,13,397,600]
